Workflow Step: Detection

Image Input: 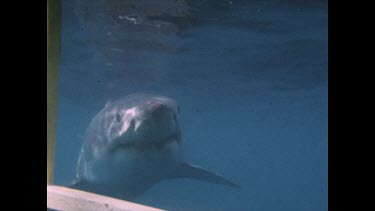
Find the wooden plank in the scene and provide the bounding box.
[47,0,61,185]
[47,185,166,211]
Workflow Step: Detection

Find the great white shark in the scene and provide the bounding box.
[70,94,239,200]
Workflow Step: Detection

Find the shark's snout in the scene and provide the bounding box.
[140,101,175,126]
[149,102,169,117]
[129,100,179,143]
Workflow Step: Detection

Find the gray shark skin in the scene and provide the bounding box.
[70,94,239,200]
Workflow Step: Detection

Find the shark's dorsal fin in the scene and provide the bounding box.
[168,163,240,188]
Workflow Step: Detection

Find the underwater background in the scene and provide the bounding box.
[53,0,327,210]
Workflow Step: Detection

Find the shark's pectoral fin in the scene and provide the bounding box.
[168,163,240,188]
[68,179,91,191]
[68,179,105,193]
[69,179,118,197]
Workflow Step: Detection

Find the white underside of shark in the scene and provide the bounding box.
[70,94,239,200]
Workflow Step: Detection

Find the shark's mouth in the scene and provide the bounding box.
[111,133,180,152]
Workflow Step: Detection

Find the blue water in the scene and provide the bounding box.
[53,0,327,210]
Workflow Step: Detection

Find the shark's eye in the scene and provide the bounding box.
[177,106,181,114]
[115,114,122,123]
[173,113,177,122]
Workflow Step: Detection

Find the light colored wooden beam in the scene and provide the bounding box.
[47,0,61,185]
[47,185,166,211]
